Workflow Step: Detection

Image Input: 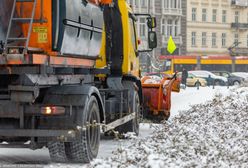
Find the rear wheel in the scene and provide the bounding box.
[233,81,240,85]
[116,81,140,136]
[48,141,67,163]
[214,80,221,86]
[195,82,201,87]
[65,96,100,163]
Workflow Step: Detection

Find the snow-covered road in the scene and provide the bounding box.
[0,86,233,167]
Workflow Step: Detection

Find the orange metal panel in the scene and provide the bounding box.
[16,0,52,52]
[32,54,95,67]
[141,77,177,118]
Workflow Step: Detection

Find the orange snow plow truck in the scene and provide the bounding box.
[0,0,177,163]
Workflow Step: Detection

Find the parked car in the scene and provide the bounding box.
[177,72,207,87]
[212,71,243,85]
[232,72,248,81]
[189,70,228,86]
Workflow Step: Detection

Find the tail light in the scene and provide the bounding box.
[8,49,20,54]
[41,106,65,115]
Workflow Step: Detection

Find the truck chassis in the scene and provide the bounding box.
[0,64,141,163]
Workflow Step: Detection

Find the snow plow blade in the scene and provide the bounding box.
[141,74,180,121]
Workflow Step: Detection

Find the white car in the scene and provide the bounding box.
[232,72,248,81]
[189,70,228,86]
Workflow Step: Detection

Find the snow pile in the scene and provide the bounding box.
[91,86,248,168]
[142,76,162,84]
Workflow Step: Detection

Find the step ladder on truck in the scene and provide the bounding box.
[0,0,159,163]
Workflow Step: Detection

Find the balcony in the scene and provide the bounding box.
[231,0,248,7]
[162,8,183,16]
[162,36,182,45]
[231,23,248,30]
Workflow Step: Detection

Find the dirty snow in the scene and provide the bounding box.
[91,85,248,168]
[0,86,247,168]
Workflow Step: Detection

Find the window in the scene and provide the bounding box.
[134,0,138,6]
[247,35,248,47]
[192,8,197,21]
[128,0,133,6]
[141,0,147,7]
[161,19,180,37]
[163,0,180,9]
[139,18,146,37]
[222,10,226,23]
[178,0,181,9]
[212,9,217,22]
[163,0,169,8]
[172,0,178,8]
[235,11,239,23]
[170,0,174,8]
[222,33,226,47]
[212,33,217,47]
[192,32,196,46]
[202,9,207,22]
[234,33,239,44]
[167,20,173,36]
[202,32,207,46]
[174,20,179,36]
[161,19,166,35]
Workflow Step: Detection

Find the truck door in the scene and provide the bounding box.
[128,13,139,75]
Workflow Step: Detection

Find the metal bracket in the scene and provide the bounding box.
[9,85,40,103]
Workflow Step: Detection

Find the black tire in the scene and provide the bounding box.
[116,81,140,136]
[214,80,221,86]
[195,82,201,87]
[233,81,240,85]
[65,96,100,163]
[48,141,67,163]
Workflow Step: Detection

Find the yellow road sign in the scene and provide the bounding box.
[167,36,177,54]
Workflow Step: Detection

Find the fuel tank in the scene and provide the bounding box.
[0,0,103,59]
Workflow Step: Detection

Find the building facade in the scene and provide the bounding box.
[127,0,187,57]
[187,0,248,56]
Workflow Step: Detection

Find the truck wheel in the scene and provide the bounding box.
[48,141,67,163]
[116,81,140,136]
[65,96,100,163]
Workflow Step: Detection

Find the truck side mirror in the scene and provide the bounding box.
[148,31,157,49]
[147,17,156,29]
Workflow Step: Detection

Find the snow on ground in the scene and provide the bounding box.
[170,86,230,118]
[0,86,246,168]
[90,85,248,168]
